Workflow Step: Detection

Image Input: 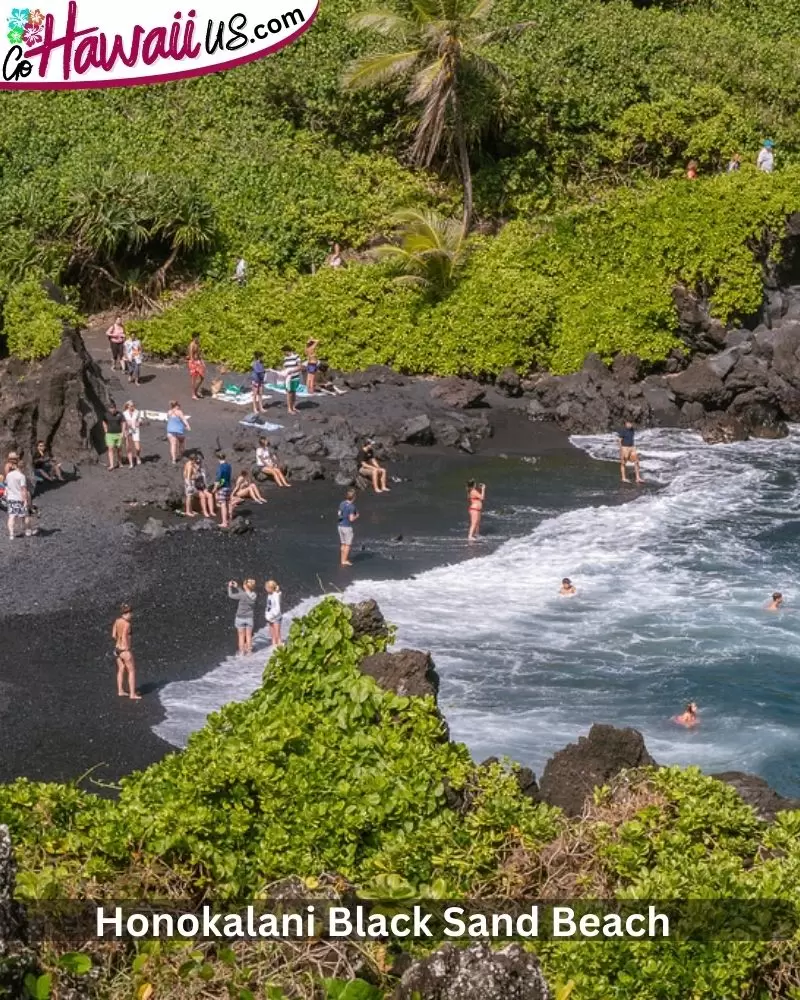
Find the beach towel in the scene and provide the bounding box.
[142,409,191,423]
[212,390,257,406]
[238,415,284,431]
[265,382,314,398]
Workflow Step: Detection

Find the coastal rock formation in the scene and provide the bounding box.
[349,599,390,640]
[712,772,800,821]
[392,942,551,1000]
[538,724,656,817]
[430,377,486,409]
[0,326,110,464]
[359,649,440,699]
[0,825,34,996]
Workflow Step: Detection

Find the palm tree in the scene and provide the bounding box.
[342,0,528,235]
[374,207,467,293]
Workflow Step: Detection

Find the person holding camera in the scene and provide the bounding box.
[467,479,486,542]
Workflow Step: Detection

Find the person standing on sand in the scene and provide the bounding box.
[467,479,486,541]
[112,604,140,700]
[282,345,302,415]
[265,579,283,648]
[673,702,698,727]
[188,334,206,400]
[5,457,36,539]
[228,579,257,655]
[305,338,319,395]
[106,314,125,371]
[183,455,200,517]
[166,401,190,464]
[122,401,142,468]
[215,451,233,528]
[338,487,359,566]
[251,351,266,413]
[128,334,143,385]
[617,421,643,484]
[103,402,124,471]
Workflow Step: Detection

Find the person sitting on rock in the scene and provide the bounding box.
[231,469,267,511]
[254,437,291,487]
[33,441,64,483]
[673,702,698,727]
[358,439,389,493]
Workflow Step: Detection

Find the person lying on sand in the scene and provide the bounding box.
[673,702,698,727]
[766,592,784,611]
[559,577,577,596]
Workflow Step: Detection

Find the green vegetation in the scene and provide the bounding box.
[0,600,799,999]
[2,279,83,361]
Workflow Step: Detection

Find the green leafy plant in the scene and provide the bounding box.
[2,279,83,361]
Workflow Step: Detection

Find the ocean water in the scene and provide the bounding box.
[156,429,800,797]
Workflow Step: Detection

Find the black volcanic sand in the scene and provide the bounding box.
[0,335,644,788]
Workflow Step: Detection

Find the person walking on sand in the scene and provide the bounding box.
[5,457,36,539]
[251,351,266,413]
[305,338,320,395]
[338,487,359,566]
[122,401,142,468]
[228,578,257,655]
[128,334,143,386]
[617,421,643,484]
[112,604,140,699]
[467,479,486,541]
[559,577,577,596]
[358,439,390,493]
[282,345,302,415]
[103,401,124,471]
[766,592,784,611]
[215,451,233,528]
[188,334,206,400]
[673,701,698,728]
[166,400,190,464]
[106,314,125,371]
[265,579,283,648]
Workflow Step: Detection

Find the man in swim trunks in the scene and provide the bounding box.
[112,604,140,699]
[103,402,124,471]
[766,592,784,611]
[617,421,643,484]
[338,487,359,566]
[251,351,266,414]
[673,701,698,727]
[188,334,206,400]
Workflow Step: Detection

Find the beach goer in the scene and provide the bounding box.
[122,401,142,468]
[686,160,698,180]
[106,314,125,371]
[327,242,343,268]
[188,334,206,400]
[228,578,257,655]
[358,439,389,493]
[112,604,140,699]
[234,257,247,286]
[617,421,643,484]
[251,351,266,414]
[231,469,267,510]
[265,579,283,648]
[766,592,784,611]
[104,402,124,471]
[166,401,190,464]
[128,335,143,385]
[215,452,233,528]
[757,139,775,173]
[559,578,577,597]
[33,441,64,482]
[122,331,134,378]
[183,455,200,517]
[338,487,359,566]
[193,452,216,518]
[726,153,741,173]
[467,479,486,541]
[316,361,347,396]
[282,345,302,415]
[673,702,698,728]
[254,437,290,487]
[305,338,319,395]
[5,458,35,539]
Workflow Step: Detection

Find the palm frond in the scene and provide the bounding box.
[342,50,421,90]
[348,8,412,35]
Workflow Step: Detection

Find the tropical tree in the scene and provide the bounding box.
[342,0,528,235]
[373,207,467,293]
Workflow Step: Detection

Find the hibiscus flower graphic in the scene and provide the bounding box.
[7,7,30,31]
[27,7,44,25]
[23,19,41,44]
[6,25,23,43]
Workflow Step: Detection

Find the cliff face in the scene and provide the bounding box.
[0,326,110,465]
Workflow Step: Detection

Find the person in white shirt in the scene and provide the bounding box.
[265,579,283,648]
[254,436,290,487]
[122,401,143,467]
[4,458,36,538]
[127,337,142,385]
[757,140,775,173]
[234,258,247,286]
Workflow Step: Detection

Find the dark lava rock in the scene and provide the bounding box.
[611,353,643,383]
[0,826,33,994]
[496,367,523,397]
[539,724,656,817]
[284,455,324,481]
[667,361,728,408]
[431,377,486,409]
[348,599,389,640]
[227,515,253,534]
[359,649,440,699]
[399,414,434,446]
[392,942,551,1000]
[698,412,748,445]
[141,517,169,540]
[712,772,800,822]
[120,521,139,541]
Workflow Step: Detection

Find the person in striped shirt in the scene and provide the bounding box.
[282,345,302,415]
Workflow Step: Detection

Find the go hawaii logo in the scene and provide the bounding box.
[1,0,318,89]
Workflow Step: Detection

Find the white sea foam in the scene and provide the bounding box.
[155,429,800,791]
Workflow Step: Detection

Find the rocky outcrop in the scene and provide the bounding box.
[359,649,440,699]
[393,943,551,1000]
[712,772,800,821]
[348,599,390,640]
[430,378,486,409]
[538,724,656,817]
[0,326,110,464]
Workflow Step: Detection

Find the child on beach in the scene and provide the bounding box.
[215,452,233,528]
[265,579,283,648]
[228,579,257,655]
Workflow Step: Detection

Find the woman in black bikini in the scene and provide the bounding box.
[467,480,486,542]
[112,604,141,700]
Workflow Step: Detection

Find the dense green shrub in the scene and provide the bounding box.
[1,280,83,361]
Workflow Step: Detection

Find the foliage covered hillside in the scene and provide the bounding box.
[1,600,800,999]
[4,0,800,369]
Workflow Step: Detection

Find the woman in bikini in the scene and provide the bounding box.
[112,604,141,700]
[166,401,190,464]
[231,469,267,511]
[673,702,698,728]
[187,334,206,400]
[194,452,216,518]
[467,479,486,542]
[305,338,320,395]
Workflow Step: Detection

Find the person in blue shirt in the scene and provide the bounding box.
[337,488,359,566]
[215,452,233,528]
[617,421,643,484]
[251,351,266,414]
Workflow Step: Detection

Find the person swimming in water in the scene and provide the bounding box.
[559,577,577,596]
[673,702,698,727]
[766,592,784,611]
